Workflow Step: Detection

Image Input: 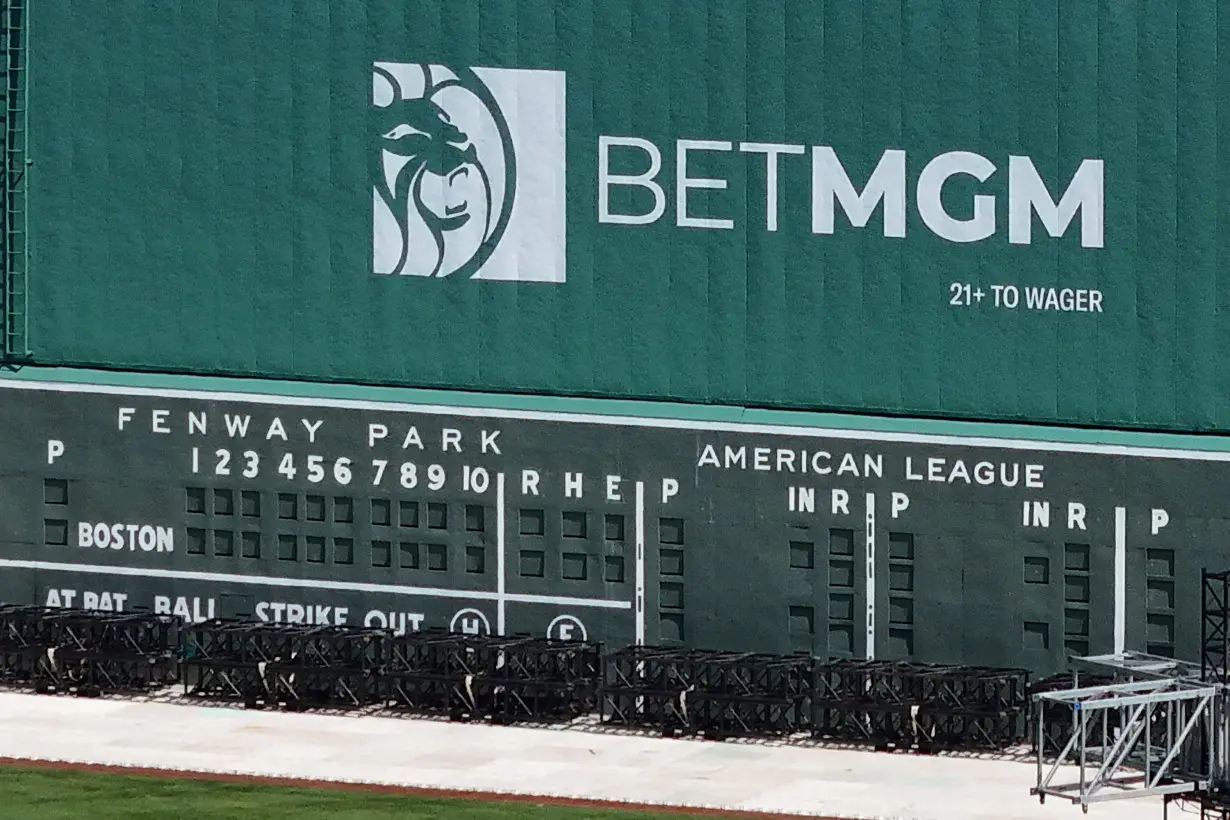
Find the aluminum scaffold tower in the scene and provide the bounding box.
[1031,569,1230,816]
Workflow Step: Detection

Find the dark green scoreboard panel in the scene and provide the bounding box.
[0,380,1222,676]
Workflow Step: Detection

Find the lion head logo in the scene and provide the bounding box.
[372,63,515,278]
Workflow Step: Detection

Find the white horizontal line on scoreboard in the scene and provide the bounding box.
[0,559,633,611]
[12,377,1230,461]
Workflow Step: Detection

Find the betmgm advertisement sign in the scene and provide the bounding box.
[372,61,1102,284]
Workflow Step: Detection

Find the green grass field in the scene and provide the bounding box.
[0,765,716,820]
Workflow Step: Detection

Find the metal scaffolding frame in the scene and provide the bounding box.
[1205,570,1230,684]
[1033,675,1219,809]
[1026,569,1230,815]
[1074,651,1207,683]
[1030,645,1230,815]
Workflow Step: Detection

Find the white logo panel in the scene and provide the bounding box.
[372,62,566,283]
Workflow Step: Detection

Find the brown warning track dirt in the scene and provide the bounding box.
[0,757,844,819]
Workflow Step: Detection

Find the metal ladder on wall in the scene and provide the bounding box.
[0,0,29,366]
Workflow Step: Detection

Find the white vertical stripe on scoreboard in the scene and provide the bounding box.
[635,481,646,646]
[497,471,507,636]
[1115,506,1127,655]
[865,492,876,661]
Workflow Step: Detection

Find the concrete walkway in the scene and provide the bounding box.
[0,691,1165,820]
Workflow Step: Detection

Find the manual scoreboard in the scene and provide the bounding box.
[0,380,1217,675]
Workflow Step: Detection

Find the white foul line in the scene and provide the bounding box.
[497,471,507,635]
[0,559,633,610]
[1114,507,1127,654]
[865,492,876,661]
[635,481,646,646]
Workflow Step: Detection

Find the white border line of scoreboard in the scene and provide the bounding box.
[0,559,633,611]
[8,378,1230,462]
